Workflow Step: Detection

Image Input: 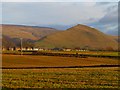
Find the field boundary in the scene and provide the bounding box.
[32,52,119,59]
[2,52,119,59]
[2,65,120,69]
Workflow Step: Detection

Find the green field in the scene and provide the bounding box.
[2,68,119,88]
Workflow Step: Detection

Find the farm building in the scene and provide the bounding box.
[63,48,72,51]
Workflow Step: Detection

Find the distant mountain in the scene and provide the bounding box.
[2,24,59,40]
[35,24,118,50]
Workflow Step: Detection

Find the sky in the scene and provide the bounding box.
[0,0,119,35]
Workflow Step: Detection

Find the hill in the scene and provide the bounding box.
[2,35,16,48]
[108,35,119,42]
[35,24,118,50]
[2,24,58,40]
[2,24,59,47]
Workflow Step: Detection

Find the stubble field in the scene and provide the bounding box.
[2,54,119,88]
[2,68,119,88]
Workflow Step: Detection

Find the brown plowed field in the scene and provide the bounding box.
[2,54,118,68]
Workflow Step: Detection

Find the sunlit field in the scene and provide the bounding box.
[2,53,119,88]
[2,50,119,56]
[2,1,119,89]
[2,54,118,67]
[2,68,119,88]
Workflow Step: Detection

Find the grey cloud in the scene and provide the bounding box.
[99,10,118,24]
[88,2,118,35]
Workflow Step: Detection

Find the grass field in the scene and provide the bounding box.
[2,54,118,67]
[2,68,119,88]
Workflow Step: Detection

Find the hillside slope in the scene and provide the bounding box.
[2,35,16,48]
[35,24,118,50]
[2,24,58,40]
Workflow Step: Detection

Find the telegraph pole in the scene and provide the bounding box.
[20,38,23,55]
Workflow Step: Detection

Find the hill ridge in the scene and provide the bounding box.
[2,24,118,50]
[2,24,59,40]
[35,24,118,50]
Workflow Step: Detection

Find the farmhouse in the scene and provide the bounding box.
[21,48,26,51]
[63,48,72,51]
[26,47,33,51]
[38,48,44,51]
[2,48,6,51]
[7,47,14,51]
[33,48,39,51]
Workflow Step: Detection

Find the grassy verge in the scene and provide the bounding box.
[2,68,119,88]
[39,50,119,56]
[2,50,33,55]
[2,50,119,56]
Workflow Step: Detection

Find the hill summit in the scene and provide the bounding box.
[35,24,118,50]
